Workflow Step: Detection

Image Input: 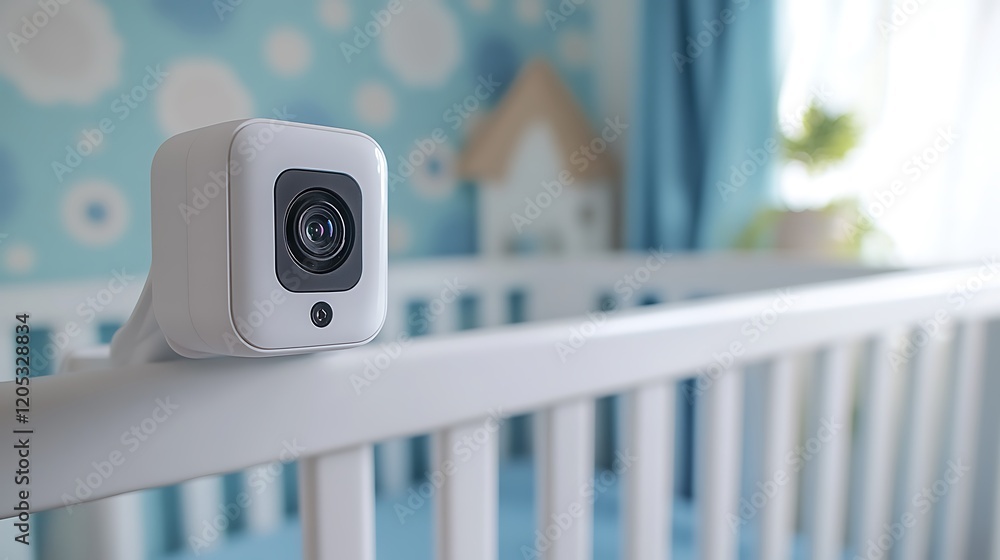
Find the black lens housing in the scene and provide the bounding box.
[286,189,355,274]
[274,169,363,293]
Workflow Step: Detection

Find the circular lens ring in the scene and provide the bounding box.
[285,189,355,274]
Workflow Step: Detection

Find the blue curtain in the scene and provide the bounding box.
[628,0,778,251]
[626,0,779,502]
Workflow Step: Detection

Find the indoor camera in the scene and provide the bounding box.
[112,119,388,360]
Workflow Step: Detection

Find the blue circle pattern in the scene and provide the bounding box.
[152,0,231,34]
[0,1,596,279]
[86,201,108,224]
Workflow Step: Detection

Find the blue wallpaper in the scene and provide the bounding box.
[0,0,597,282]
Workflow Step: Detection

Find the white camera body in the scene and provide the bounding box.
[148,119,388,359]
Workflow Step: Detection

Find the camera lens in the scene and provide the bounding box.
[311,301,333,328]
[286,189,355,273]
[299,206,344,255]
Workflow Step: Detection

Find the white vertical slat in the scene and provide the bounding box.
[851,333,904,559]
[244,461,286,534]
[181,476,225,553]
[38,494,145,560]
[894,328,951,560]
[481,291,507,327]
[0,518,34,560]
[935,321,985,559]
[621,382,674,560]
[299,446,375,560]
[377,438,413,498]
[93,494,146,560]
[759,355,802,560]
[808,343,856,560]
[435,292,463,334]
[483,289,513,456]
[434,419,499,560]
[535,400,595,560]
[696,368,744,560]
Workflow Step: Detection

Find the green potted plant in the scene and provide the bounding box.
[737,102,886,259]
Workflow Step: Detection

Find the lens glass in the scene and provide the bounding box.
[286,189,355,273]
[299,206,343,256]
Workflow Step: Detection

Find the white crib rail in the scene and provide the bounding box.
[2,256,1000,560]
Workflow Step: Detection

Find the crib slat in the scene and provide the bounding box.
[808,343,856,560]
[895,327,951,560]
[427,294,461,335]
[245,462,286,534]
[377,438,413,498]
[181,476,225,553]
[851,333,903,558]
[39,494,145,560]
[696,367,744,560]
[935,321,985,559]
[759,355,802,560]
[535,400,595,560]
[481,292,507,327]
[299,446,375,560]
[621,382,674,560]
[433,419,499,560]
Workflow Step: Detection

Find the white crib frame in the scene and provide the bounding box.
[2,252,1000,560]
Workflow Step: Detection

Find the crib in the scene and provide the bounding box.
[2,251,1000,560]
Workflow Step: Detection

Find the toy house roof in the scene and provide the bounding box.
[458,59,618,184]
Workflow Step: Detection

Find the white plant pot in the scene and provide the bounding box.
[774,209,843,257]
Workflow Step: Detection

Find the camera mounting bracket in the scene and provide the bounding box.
[108,277,188,366]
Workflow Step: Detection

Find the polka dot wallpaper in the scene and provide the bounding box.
[0,0,597,282]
